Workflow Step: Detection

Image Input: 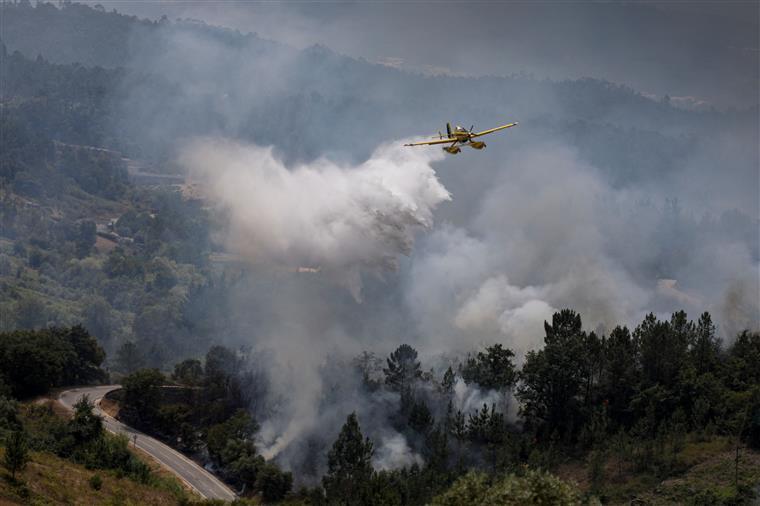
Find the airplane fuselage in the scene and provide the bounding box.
[442,124,484,153]
[448,125,472,142]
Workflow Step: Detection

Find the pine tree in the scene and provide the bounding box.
[600,325,639,427]
[425,424,450,475]
[409,399,434,434]
[692,312,720,375]
[460,344,516,392]
[440,366,456,396]
[4,429,28,480]
[517,309,589,440]
[384,344,422,392]
[450,408,468,469]
[323,413,374,505]
[484,406,507,472]
[467,404,492,443]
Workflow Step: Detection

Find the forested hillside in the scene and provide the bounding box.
[0,2,758,504]
[3,0,753,167]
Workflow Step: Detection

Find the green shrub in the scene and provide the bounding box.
[255,462,293,503]
[89,474,103,490]
[431,469,584,506]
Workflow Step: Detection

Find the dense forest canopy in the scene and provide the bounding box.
[0,1,758,504]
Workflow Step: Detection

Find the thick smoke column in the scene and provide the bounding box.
[181,137,451,465]
[406,143,758,358]
[181,138,450,299]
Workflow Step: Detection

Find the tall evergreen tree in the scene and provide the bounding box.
[580,331,604,409]
[323,412,374,505]
[600,326,639,428]
[517,310,589,441]
[440,366,456,397]
[691,312,720,375]
[460,344,517,393]
[450,408,467,455]
[409,399,434,434]
[636,313,687,388]
[383,344,422,392]
[726,331,760,389]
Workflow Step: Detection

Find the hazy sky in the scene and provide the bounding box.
[88,0,759,108]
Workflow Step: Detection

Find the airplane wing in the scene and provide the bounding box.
[404,138,458,146]
[471,122,518,138]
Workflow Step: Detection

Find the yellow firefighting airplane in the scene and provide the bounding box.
[404,121,518,154]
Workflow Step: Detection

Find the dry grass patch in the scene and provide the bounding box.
[0,448,190,505]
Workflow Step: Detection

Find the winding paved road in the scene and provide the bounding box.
[58,385,237,502]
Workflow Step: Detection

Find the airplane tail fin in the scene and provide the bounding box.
[446,123,452,138]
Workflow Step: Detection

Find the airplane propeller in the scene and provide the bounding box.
[469,125,474,134]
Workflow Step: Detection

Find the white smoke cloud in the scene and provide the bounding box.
[255,332,326,460]
[180,137,454,466]
[454,276,555,362]
[406,141,757,360]
[453,377,502,415]
[373,433,424,470]
[497,300,556,361]
[181,137,450,300]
